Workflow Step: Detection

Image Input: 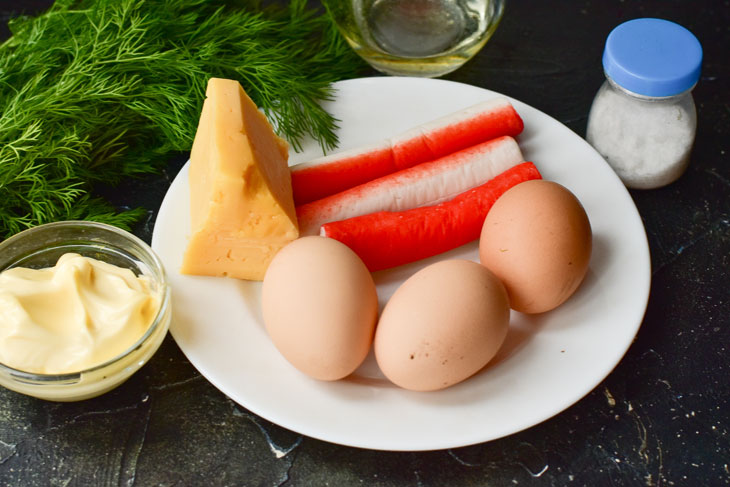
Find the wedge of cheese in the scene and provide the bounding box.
[181,78,299,281]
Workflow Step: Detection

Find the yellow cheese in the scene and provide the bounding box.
[181,78,299,281]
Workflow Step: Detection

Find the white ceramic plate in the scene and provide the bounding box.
[151,77,651,451]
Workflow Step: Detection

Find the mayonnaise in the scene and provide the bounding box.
[0,253,161,374]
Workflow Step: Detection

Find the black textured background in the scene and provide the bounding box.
[0,1,728,486]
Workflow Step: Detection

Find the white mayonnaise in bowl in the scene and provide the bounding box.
[0,221,171,401]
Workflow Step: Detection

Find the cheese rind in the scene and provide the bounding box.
[181,78,299,281]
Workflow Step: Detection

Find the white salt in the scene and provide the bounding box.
[586,80,697,189]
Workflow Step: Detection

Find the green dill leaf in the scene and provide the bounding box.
[0,0,368,239]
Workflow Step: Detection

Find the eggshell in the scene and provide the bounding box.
[374,259,510,392]
[261,236,378,381]
[479,180,592,314]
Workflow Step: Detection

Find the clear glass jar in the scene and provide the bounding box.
[586,18,702,189]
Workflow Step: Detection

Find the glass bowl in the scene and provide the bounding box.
[324,0,506,78]
[0,221,171,401]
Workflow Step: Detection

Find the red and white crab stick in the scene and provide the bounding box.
[321,162,542,272]
[290,97,524,205]
[296,135,524,236]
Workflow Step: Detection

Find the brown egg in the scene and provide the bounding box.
[261,236,378,381]
[374,260,510,392]
[479,180,592,314]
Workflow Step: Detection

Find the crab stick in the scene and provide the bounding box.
[291,97,524,205]
[296,135,524,236]
[320,162,542,272]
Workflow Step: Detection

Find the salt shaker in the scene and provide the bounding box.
[586,18,703,189]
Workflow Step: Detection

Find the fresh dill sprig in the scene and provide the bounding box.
[0,0,368,239]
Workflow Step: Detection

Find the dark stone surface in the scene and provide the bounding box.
[1,1,728,486]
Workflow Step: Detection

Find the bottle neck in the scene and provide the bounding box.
[605,74,695,102]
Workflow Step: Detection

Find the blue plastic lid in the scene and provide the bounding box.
[602,18,702,97]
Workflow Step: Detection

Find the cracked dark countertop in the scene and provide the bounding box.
[0,1,728,486]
